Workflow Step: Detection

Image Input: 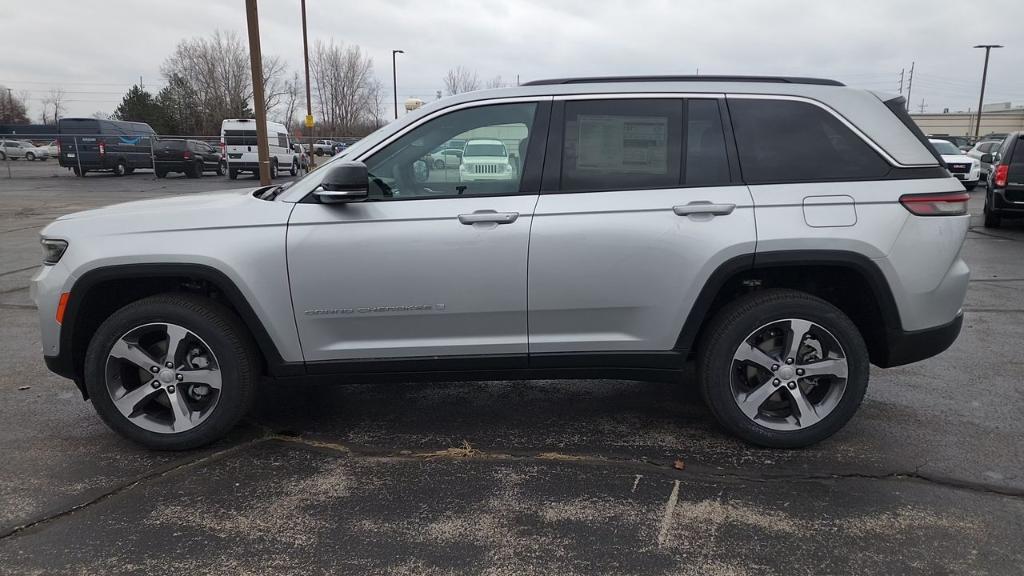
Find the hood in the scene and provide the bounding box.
[941,154,976,165]
[56,189,254,222]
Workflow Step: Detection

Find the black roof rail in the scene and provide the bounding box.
[521,75,844,87]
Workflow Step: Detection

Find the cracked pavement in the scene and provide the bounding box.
[1,163,1023,575]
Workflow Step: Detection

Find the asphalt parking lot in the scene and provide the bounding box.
[1,162,1023,575]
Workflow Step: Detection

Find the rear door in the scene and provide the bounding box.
[527,96,756,357]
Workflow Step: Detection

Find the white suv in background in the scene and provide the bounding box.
[930,138,981,190]
[33,76,969,451]
[459,139,515,181]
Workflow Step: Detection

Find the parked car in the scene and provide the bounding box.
[312,140,336,156]
[221,119,299,179]
[430,147,463,169]
[928,134,970,151]
[458,139,514,181]
[0,140,49,161]
[331,141,349,155]
[45,140,58,156]
[983,131,1024,228]
[33,75,969,450]
[930,138,980,190]
[967,139,1003,181]
[154,139,224,178]
[56,118,155,176]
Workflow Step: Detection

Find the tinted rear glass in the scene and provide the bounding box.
[465,143,506,157]
[685,99,730,186]
[158,140,187,150]
[1012,136,1024,163]
[730,99,890,183]
[58,119,100,134]
[224,130,258,146]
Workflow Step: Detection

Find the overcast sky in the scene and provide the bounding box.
[4,0,1024,120]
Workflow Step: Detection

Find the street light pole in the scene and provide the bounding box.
[392,49,404,120]
[301,0,314,169]
[245,0,272,185]
[973,44,1003,142]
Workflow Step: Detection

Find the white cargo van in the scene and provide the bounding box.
[220,119,299,179]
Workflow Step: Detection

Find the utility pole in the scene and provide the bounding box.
[301,0,315,169]
[905,61,915,111]
[973,44,1003,141]
[245,0,272,185]
[918,98,926,114]
[392,50,404,119]
[898,68,904,94]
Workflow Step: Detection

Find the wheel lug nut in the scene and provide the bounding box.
[771,364,779,371]
[796,368,805,376]
[785,358,794,365]
[787,381,797,389]
[151,381,160,389]
[167,385,175,394]
[176,374,184,381]
[165,362,174,368]
[773,378,781,386]
[150,366,159,373]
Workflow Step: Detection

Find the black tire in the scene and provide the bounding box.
[965,183,977,191]
[315,148,323,156]
[73,166,87,177]
[155,168,167,178]
[194,160,204,178]
[0,151,5,160]
[216,160,225,176]
[125,167,135,175]
[113,159,127,177]
[270,159,279,179]
[434,159,445,170]
[290,160,298,176]
[228,167,238,180]
[84,294,258,450]
[983,193,1001,228]
[697,289,870,448]
[26,152,35,161]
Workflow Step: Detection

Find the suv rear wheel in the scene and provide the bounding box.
[983,190,1001,228]
[698,289,869,448]
[84,294,258,450]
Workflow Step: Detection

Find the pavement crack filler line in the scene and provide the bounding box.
[268,433,1024,500]
[0,435,274,541]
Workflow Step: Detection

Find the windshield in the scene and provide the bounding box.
[465,143,506,157]
[930,140,959,155]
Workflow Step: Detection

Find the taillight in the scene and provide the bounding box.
[98,141,105,156]
[183,151,192,160]
[899,192,970,216]
[994,165,1009,188]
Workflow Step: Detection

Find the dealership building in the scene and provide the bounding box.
[911,103,1024,139]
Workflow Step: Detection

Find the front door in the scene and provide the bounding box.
[287,100,548,363]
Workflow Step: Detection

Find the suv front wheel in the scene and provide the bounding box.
[698,289,869,448]
[84,294,258,450]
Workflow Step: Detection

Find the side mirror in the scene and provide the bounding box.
[314,162,369,204]
[981,154,993,164]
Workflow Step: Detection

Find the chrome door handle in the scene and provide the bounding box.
[458,211,519,225]
[672,202,736,216]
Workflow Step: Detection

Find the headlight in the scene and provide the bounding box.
[41,239,68,265]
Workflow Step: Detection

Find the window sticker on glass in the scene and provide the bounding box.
[576,115,668,174]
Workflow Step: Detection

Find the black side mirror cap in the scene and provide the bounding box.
[981,154,993,164]
[314,162,369,204]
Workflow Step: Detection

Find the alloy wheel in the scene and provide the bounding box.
[104,322,222,434]
[729,318,849,431]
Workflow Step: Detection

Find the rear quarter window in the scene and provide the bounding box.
[729,98,890,184]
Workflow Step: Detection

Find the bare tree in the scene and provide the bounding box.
[443,66,481,95]
[485,75,506,89]
[39,88,67,125]
[0,85,30,123]
[275,72,303,132]
[90,111,109,119]
[261,55,291,117]
[310,40,381,136]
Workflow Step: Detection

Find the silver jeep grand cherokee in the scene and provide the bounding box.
[32,76,970,450]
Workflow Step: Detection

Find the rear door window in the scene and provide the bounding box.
[224,130,258,146]
[560,99,683,192]
[685,99,730,186]
[729,98,890,184]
